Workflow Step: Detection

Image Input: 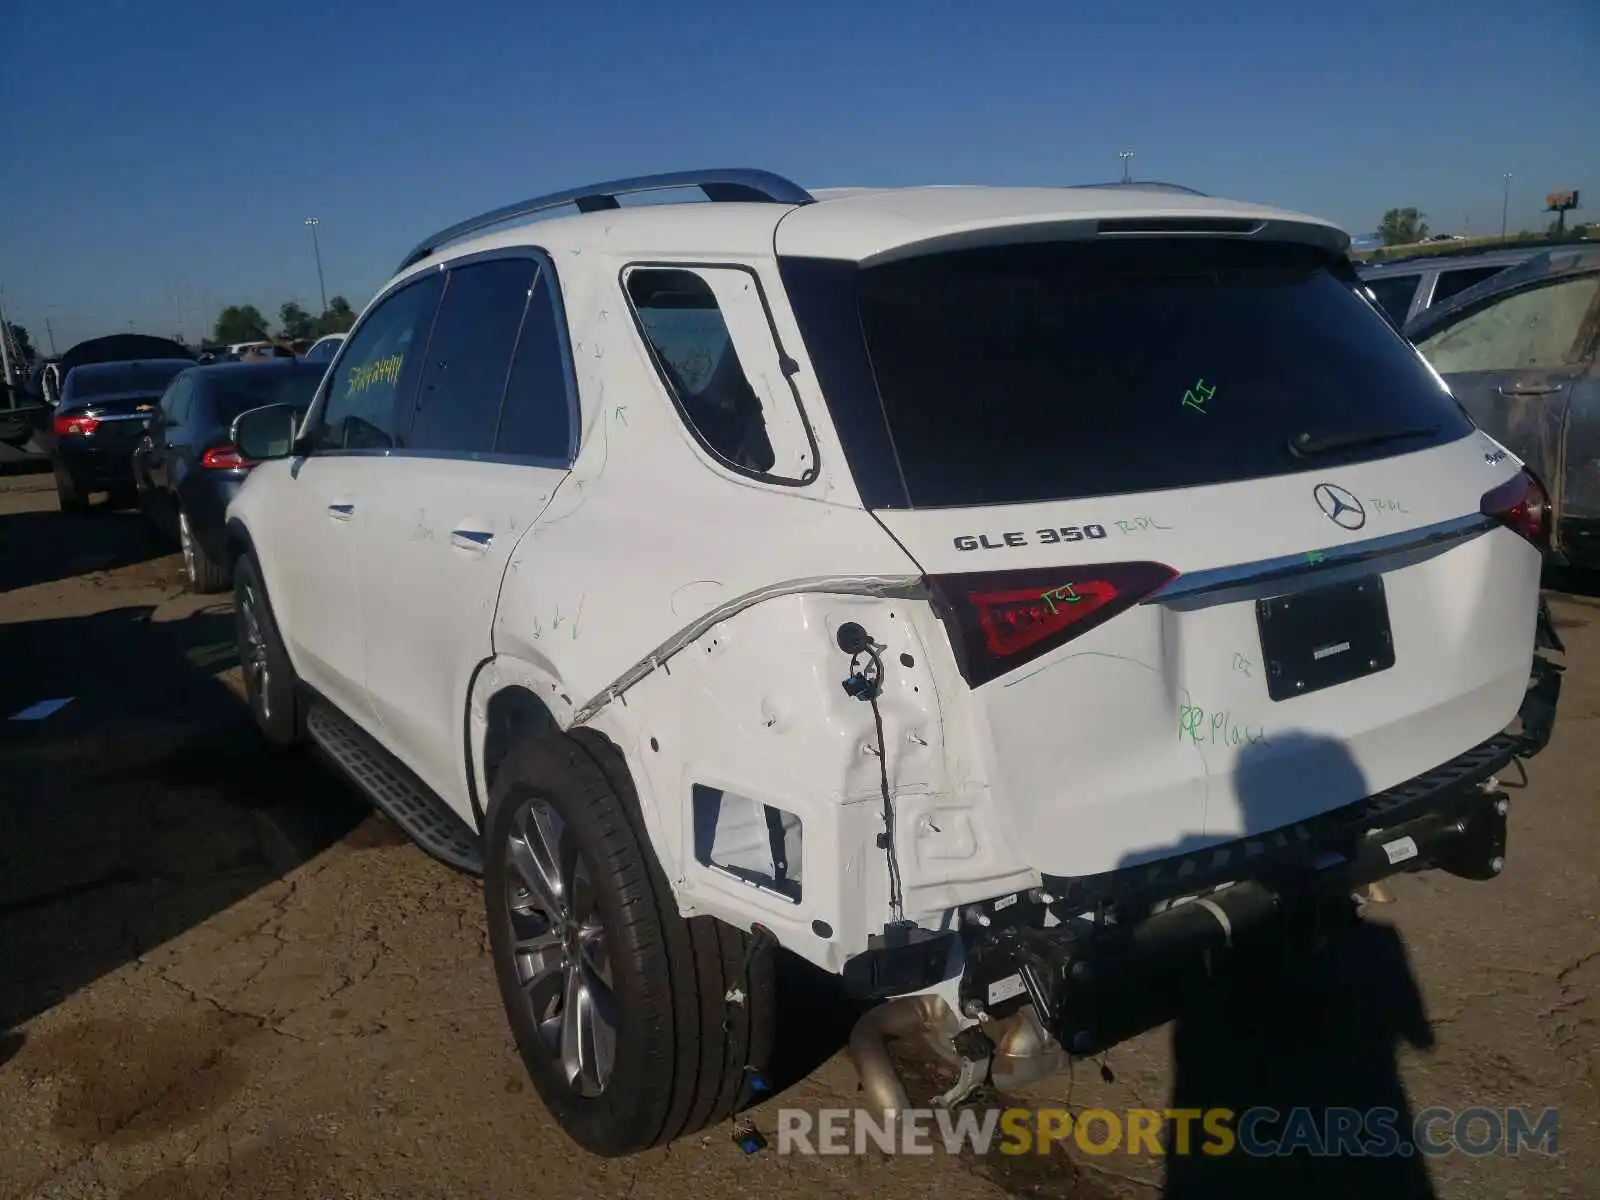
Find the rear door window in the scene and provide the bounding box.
[496,267,575,461]
[1417,275,1600,374]
[849,239,1474,507]
[1363,273,1421,324]
[404,257,537,455]
[625,266,816,483]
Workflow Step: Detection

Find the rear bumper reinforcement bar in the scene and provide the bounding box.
[963,780,1511,1055]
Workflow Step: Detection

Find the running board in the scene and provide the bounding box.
[305,702,484,874]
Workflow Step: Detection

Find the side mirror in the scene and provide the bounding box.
[232,403,305,461]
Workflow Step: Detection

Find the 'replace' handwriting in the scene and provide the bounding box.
[1179,692,1267,748]
[1114,517,1174,534]
[1231,652,1254,677]
[1369,498,1410,514]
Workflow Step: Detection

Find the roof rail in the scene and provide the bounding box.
[1068,180,1208,196]
[397,168,815,272]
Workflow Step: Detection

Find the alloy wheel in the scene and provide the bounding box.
[179,512,196,584]
[503,797,618,1096]
[239,582,272,722]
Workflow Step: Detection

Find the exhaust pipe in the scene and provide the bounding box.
[847,994,960,1119]
[989,1006,1069,1093]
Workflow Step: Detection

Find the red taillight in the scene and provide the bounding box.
[201,444,257,470]
[53,413,100,437]
[1481,470,1550,554]
[926,561,1179,687]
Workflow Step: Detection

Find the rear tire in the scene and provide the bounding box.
[483,732,774,1156]
[233,552,299,746]
[53,463,88,514]
[181,509,230,593]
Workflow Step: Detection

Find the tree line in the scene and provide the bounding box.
[3,299,361,367]
[5,323,36,361]
[211,298,357,346]
[1377,206,1592,247]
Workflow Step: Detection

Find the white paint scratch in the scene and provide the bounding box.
[669,580,725,617]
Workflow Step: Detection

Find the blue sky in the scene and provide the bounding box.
[2,0,1595,350]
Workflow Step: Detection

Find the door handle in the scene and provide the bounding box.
[450,528,494,552]
[328,502,355,521]
[1497,383,1564,397]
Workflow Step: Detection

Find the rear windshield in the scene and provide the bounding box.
[1363,273,1420,324]
[1429,264,1508,308]
[843,239,1473,508]
[207,366,324,424]
[65,361,190,401]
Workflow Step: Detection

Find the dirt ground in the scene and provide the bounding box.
[2,469,1596,1200]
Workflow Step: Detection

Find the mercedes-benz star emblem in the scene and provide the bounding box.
[1313,483,1366,530]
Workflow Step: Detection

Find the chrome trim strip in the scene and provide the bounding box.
[301,446,573,469]
[1146,513,1494,603]
[569,574,925,726]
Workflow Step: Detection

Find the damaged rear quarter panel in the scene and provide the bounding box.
[485,247,1049,966]
[619,592,945,971]
[488,249,993,967]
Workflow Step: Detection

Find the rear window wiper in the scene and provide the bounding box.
[1287,425,1439,458]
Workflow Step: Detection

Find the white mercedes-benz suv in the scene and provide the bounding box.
[223,169,1565,1156]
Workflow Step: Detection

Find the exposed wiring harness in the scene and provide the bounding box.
[838,623,907,926]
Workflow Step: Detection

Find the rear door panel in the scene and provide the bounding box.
[357,254,572,820]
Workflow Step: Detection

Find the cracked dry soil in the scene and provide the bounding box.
[1,473,1597,1199]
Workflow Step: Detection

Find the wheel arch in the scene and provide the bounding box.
[466,654,578,834]
[224,515,257,568]
[466,653,684,884]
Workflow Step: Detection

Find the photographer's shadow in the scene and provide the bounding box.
[1160,731,1439,1199]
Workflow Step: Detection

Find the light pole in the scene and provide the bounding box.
[1501,174,1512,243]
[304,218,329,315]
[1119,150,1134,183]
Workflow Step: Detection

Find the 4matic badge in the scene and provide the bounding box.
[1313,483,1366,531]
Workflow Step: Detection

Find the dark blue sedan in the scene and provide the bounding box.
[133,359,325,592]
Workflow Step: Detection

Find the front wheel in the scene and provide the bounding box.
[484,732,774,1156]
